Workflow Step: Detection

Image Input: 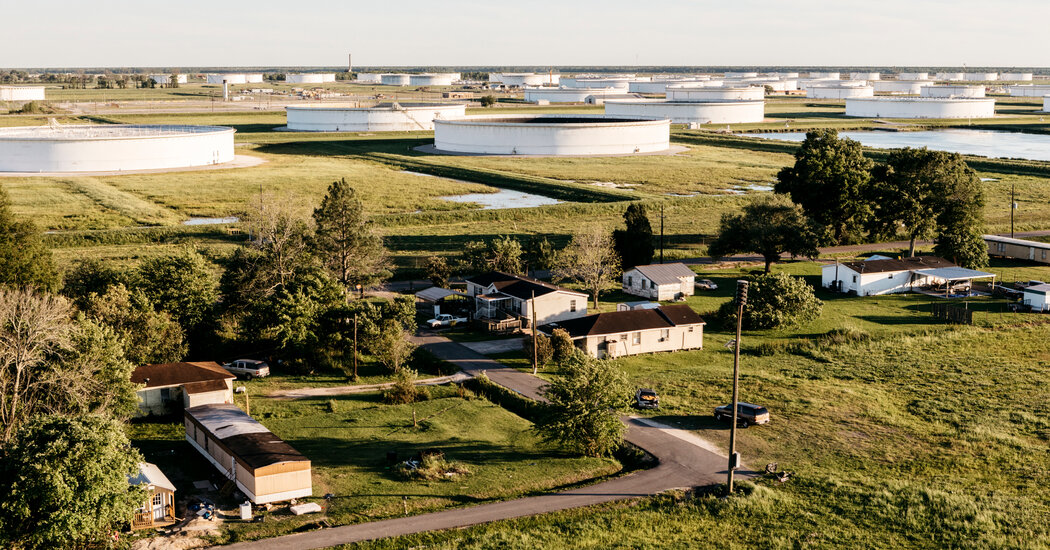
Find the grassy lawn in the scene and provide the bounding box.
[127,385,621,545]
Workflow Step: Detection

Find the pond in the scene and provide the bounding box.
[440,189,562,209]
[744,129,1050,162]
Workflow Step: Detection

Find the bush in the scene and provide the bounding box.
[551,328,576,365]
[523,331,554,366]
[718,272,823,329]
[383,368,430,404]
[479,95,497,107]
[397,452,471,481]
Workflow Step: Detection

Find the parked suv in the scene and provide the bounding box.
[634,388,660,410]
[714,402,770,426]
[223,359,270,380]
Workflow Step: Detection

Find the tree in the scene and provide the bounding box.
[489,235,524,274]
[61,259,125,310]
[524,236,558,274]
[718,272,823,329]
[550,328,576,365]
[612,203,655,269]
[0,186,58,292]
[312,179,389,289]
[524,331,554,367]
[708,195,820,273]
[424,256,451,288]
[83,284,187,364]
[383,368,429,404]
[0,415,145,549]
[168,73,180,88]
[554,226,620,310]
[479,95,497,107]
[536,353,629,457]
[933,156,988,268]
[247,192,313,290]
[774,129,874,245]
[371,318,417,372]
[136,251,218,339]
[460,240,490,274]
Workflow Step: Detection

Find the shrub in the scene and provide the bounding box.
[718,272,823,329]
[551,328,576,365]
[383,368,430,404]
[397,452,471,481]
[479,95,497,107]
[523,331,554,366]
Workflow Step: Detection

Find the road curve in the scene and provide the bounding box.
[216,335,747,550]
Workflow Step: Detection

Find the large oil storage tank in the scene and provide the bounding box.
[1002,72,1034,81]
[920,85,986,98]
[964,72,998,81]
[1009,85,1050,97]
[845,97,995,119]
[564,77,644,91]
[873,80,935,94]
[523,87,624,103]
[356,73,382,83]
[850,72,881,81]
[206,74,247,84]
[149,74,188,85]
[935,72,965,81]
[666,85,764,101]
[285,103,466,132]
[380,74,412,86]
[499,73,558,87]
[897,72,929,80]
[432,114,670,156]
[629,79,711,94]
[808,72,840,79]
[286,74,334,84]
[809,85,875,99]
[246,74,265,83]
[0,86,46,101]
[604,99,764,124]
[0,124,235,172]
[725,72,758,78]
[1043,97,1050,112]
[410,74,455,86]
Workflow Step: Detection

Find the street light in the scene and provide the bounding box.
[727,279,748,494]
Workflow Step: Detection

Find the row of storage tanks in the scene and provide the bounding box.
[355,73,462,86]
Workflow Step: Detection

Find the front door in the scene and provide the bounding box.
[152,493,166,520]
[596,340,608,359]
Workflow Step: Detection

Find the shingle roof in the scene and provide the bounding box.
[630,263,697,285]
[840,256,955,275]
[466,271,587,300]
[132,361,234,389]
[541,305,705,338]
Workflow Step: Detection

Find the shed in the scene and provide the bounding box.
[129,462,177,530]
[1022,283,1050,312]
[623,263,696,301]
[414,286,469,316]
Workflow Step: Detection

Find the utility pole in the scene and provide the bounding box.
[660,204,665,264]
[352,314,359,381]
[727,279,748,495]
[1011,182,1016,238]
[531,290,538,375]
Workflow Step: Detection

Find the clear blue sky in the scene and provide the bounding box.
[3,0,1047,68]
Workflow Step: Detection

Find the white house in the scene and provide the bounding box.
[623,263,696,301]
[821,256,995,296]
[465,272,589,326]
[541,304,705,359]
[1022,283,1050,312]
[131,361,235,416]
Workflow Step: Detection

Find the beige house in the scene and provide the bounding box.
[185,404,312,504]
[129,462,177,530]
[466,272,589,327]
[623,263,696,301]
[541,304,705,359]
[985,234,1050,264]
[132,361,235,416]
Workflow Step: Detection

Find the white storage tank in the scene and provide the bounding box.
[246,74,265,83]
[808,72,840,79]
[845,97,995,119]
[500,73,558,87]
[380,74,411,86]
[524,87,624,103]
[149,74,187,85]
[873,80,935,94]
[356,73,382,83]
[1043,96,1050,112]
[205,74,248,85]
[565,77,642,91]
[964,72,998,81]
[604,99,764,124]
[897,72,929,80]
[769,72,800,79]
[1002,72,1034,81]
[285,103,466,132]
[0,86,46,101]
[850,72,881,81]
[286,74,327,84]
[432,114,670,156]
[0,124,235,173]
[935,72,965,81]
[666,85,764,101]
[920,85,986,98]
[1009,85,1050,97]
[809,85,875,99]
[409,74,454,86]
[629,79,710,94]
[724,72,758,78]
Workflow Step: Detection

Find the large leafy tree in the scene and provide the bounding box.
[718,272,823,329]
[536,352,629,457]
[136,251,218,339]
[775,129,874,245]
[0,186,58,292]
[60,259,126,311]
[933,158,988,268]
[554,226,620,310]
[312,179,390,289]
[82,284,187,365]
[459,236,525,275]
[0,415,145,549]
[612,203,655,269]
[708,195,820,273]
[424,255,451,288]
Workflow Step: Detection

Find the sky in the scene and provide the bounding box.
[2,0,1048,68]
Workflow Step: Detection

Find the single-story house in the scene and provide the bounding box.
[465,271,589,326]
[185,404,312,504]
[540,304,705,359]
[622,263,696,301]
[131,361,236,416]
[414,286,470,317]
[617,301,661,311]
[1022,283,1050,312]
[129,462,177,530]
[821,256,995,296]
[985,234,1050,264]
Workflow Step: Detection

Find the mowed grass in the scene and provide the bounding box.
[128,386,621,545]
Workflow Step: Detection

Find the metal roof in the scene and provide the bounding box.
[1023,283,1050,295]
[629,263,696,285]
[186,404,270,439]
[129,462,175,493]
[913,267,995,281]
[415,287,467,302]
[983,234,1050,250]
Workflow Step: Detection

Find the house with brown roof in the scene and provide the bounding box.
[131,361,236,416]
[540,304,705,359]
[465,271,589,326]
[622,263,696,301]
[821,255,995,296]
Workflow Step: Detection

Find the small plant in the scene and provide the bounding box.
[397,452,471,481]
[384,368,430,404]
[325,399,339,413]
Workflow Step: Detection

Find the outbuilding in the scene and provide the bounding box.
[131,361,235,416]
[129,462,177,530]
[1021,284,1050,312]
[540,304,705,359]
[622,263,696,301]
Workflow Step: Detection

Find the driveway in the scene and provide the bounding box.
[458,337,525,355]
[217,336,752,550]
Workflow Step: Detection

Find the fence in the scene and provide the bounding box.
[931,302,974,324]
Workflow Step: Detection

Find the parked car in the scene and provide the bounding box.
[714,402,770,426]
[1015,280,1046,290]
[427,313,468,328]
[222,359,270,380]
[634,388,659,410]
[695,279,718,290]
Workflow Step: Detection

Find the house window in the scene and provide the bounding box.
[627,276,633,287]
[160,388,171,401]
[660,329,670,341]
[688,326,694,333]
[1043,250,1047,260]
[641,280,647,289]
[153,493,163,507]
[852,275,857,283]
[632,332,641,345]
[570,300,577,312]
[998,243,1006,252]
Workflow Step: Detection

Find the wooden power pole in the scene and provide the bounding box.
[352,314,359,381]
[531,291,538,375]
[727,280,748,494]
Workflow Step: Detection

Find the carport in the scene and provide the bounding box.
[914,267,996,297]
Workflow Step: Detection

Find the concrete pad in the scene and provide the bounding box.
[460,338,525,355]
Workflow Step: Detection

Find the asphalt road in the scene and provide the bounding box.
[218,335,747,550]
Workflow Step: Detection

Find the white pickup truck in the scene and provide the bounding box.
[222,359,270,380]
[426,314,468,328]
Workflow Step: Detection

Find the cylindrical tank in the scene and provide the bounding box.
[873,80,935,94]
[1002,72,1033,81]
[285,103,466,132]
[1009,85,1050,97]
[0,86,46,101]
[432,114,670,156]
[563,77,642,91]
[897,72,929,80]
[845,97,995,119]
[604,100,764,124]
[246,74,265,83]
[1043,96,1050,112]
[286,74,325,84]
[206,74,247,84]
[380,74,411,86]
[724,72,758,78]
[809,85,875,99]
[499,73,558,87]
[524,87,622,103]
[963,72,999,81]
[850,72,881,81]
[808,72,840,79]
[628,79,710,94]
[920,85,986,98]
[0,125,235,172]
[409,74,455,86]
[935,72,965,81]
[356,73,382,83]
[666,86,764,101]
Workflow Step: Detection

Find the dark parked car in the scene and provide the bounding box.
[635,388,659,410]
[714,402,770,426]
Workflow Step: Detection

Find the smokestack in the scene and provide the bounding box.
[348,53,352,73]
[223,80,229,101]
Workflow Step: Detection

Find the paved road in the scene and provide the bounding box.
[266,373,471,400]
[218,336,747,550]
